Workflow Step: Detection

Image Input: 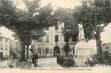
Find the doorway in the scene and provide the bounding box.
[0,52,3,60]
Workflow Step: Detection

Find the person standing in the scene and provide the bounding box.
[32,51,38,67]
[10,50,14,60]
[54,46,60,56]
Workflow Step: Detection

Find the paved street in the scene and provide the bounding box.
[0,60,10,68]
[0,58,62,69]
[0,58,111,71]
[32,57,63,69]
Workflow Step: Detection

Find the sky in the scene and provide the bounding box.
[40,0,81,9]
[1,0,111,43]
[14,0,82,10]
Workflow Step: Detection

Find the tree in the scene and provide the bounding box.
[73,0,111,63]
[0,0,57,61]
[0,0,18,28]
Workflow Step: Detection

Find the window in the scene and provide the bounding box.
[55,25,58,30]
[55,35,59,42]
[0,37,2,41]
[46,35,49,42]
[64,35,69,42]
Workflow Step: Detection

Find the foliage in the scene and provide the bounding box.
[73,0,110,40]
[0,0,58,61]
[73,0,111,63]
[0,0,56,40]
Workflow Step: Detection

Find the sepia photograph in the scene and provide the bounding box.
[0,0,111,72]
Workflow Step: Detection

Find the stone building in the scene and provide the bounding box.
[0,26,20,59]
[31,21,66,57]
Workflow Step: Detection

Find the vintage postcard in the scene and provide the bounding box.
[0,0,111,73]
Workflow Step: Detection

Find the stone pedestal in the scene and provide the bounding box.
[74,40,97,67]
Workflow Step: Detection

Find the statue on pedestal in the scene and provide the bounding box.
[78,22,86,42]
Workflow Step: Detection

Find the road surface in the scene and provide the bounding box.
[32,57,63,69]
[0,58,111,71]
[0,58,62,69]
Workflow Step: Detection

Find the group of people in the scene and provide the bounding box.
[10,50,17,60]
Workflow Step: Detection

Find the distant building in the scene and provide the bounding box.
[43,21,65,49]
[0,26,20,59]
[31,21,67,56]
[0,36,10,59]
[0,36,20,59]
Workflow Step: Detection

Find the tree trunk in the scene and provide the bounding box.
[19,41,26,61]
[19,30,31,61]
[95,31,103,63]
[26,45,30,59]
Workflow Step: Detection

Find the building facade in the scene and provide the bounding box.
[0,26,20,60]
[0,36,10,59]
[31,21,67,57]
